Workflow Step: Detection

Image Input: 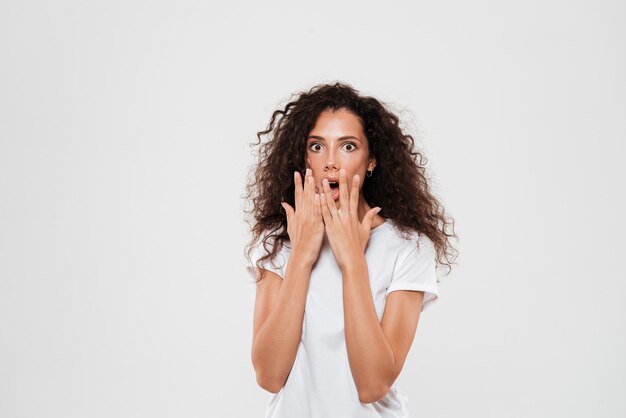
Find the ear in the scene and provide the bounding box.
[368,158,376,171]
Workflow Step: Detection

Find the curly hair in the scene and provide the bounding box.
[243,82,458,283]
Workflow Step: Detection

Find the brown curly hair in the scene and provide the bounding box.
[243,82,458,283]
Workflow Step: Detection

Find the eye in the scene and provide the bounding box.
[309,143,323,152]
[342,143,356,152]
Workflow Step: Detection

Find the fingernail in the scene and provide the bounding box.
[340,169,345,177]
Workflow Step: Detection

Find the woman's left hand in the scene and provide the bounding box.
[319,169,381,271]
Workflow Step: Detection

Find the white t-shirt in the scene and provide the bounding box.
[247,219,439,418]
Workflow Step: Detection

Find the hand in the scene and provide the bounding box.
[281,168,325,266]
[319,169,381,270]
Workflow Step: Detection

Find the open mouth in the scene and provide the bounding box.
[316,179,341,200]
[327,181,339,200]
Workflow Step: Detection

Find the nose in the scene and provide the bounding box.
[323,160,338,170]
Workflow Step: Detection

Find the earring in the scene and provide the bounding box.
[366,169,373,177]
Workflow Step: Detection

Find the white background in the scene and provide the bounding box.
[1,1,624,417]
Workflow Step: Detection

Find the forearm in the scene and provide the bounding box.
[342,255,396,402]
[252,254,312,392]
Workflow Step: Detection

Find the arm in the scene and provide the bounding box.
[251,253,313,393]
[342,255,424,403]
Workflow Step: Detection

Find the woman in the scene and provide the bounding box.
[244,82,457,417]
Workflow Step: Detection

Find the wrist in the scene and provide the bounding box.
[289,250,316,270]
[339,252,367,274]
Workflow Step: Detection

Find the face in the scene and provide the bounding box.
[305,108,376,208]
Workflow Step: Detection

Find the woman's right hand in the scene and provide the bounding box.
[281,168,324,266]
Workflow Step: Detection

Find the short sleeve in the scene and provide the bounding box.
[386,234,439,311]
[246,236,289,281]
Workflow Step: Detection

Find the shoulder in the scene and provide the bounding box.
[378,219,431,247]
[247,230,292,279]
[253,229,292,253]
[371,221,436,268]
[383,221,439,308]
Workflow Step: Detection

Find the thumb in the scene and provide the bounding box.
[281,202,295,221]
[363,207,381,231]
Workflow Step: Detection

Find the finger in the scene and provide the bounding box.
[302,168,309,213]
[363,207,382,231]
[281,201,294,219]
[314,193,321,222]
[305,168,315,216]
[304,168,313,205]
[322,178,339,219]
[338,169,349,216]
[294,171,303,210]
[319,189,332,224]
[350,174,360,220]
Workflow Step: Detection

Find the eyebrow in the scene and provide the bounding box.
[307,135,361,142]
